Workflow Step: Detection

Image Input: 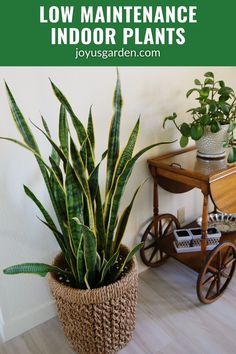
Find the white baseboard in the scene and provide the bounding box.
[0,301,57,342]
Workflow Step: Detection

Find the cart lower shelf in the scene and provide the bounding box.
[159,228,236,273]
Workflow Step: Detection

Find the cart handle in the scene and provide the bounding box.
[169,162,182,169]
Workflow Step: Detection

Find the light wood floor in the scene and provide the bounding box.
[1,258,236,354]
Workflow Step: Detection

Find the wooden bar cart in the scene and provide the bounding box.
[140,147,236,304]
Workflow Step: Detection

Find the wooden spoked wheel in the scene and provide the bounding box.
[140,214,180,267]
[197,242,236,304]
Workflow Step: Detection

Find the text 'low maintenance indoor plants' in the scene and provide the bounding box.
[2,74,170,354]
[163,72,236,162]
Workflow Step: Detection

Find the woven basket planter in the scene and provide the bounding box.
[48,245,138,354]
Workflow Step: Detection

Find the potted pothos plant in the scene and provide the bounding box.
[163,72,236,162]
[2,73,170,354]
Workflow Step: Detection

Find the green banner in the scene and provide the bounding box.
[0,0,235,66]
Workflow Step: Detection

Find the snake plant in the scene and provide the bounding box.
[3,73,170,289]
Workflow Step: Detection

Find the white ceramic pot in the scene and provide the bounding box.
[196,124,229,159]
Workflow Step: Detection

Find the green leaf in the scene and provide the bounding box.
[200,114,211,126]
[190,125,204,140]
[106,140,173,258]
[199,87,210,98]
[0,137,63,191]
[219,102,230,114]
[204,72,214,78]
[209,101,217,113]
[73,221,97,287]
[88,150,107,202]
[211,120,221,133]
[104,118,140,227]
[87,106,95,152]
[5,83,39,153]
[76,242,86,289]
[180,123,191,137]
[186,88,199,98]
[113,184,143,253]
[219,95,230,102]
[24,185,60,238]
[24,185,67,260]
[59,104,69,157]
[50,80,87,144]
[99,250,119,286]
[95,191,106,253]
[112,243,143,282]
[49,156,63,184]
[3,263,71,278]
[219,81,225,88]
[194,79,201,86]
[41,115,60,165]
[70,138,88,193]
[37,217,67,255]
[114,117,140,179]
[204,78,214,85]
[227,147,236,163]
[50,173,67,225]
[180,135,189,148]
[106,71,123,194]
[219,87,234,96]
[41,115,51,137]
[4,83,69,245]
[51,80,96,173]
[65,163,84,252]
[30,120,67,166]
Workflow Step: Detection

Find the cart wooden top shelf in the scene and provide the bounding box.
[148,146,236,213]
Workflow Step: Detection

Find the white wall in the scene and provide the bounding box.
[0,67,236,341]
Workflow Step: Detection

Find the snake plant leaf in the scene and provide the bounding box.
[59,104,69,157]
[24,185,57,229]
[113,183,143,253]
[50,81,96,172]
[65,163,84,252]
[115,117,140,179]
[112,243,143,282]
[50,173,67,222]
[70,138,94,228]
[3,85,67,239]
[95,191,106,253]
[5,83,39,153]
[0,137,63,191]
[73,220,97,287]
[99,249,119,286]
[76,241,86,289]
[49,156,63,184]
[50,80,87,144]
[3,263,71,278]
[30,120,67,166]
[41,115,51,137]
[88,151,107,252]
[106,72,123,195]
[70,138,89,194]
[41,115,60,166]
[104,117,140,226]
[106,141,173,258]
[96,252,101,272]
[73,218,97,287]
[88,150,107,202]
[37,217,68,258]
[87,106,95,152]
